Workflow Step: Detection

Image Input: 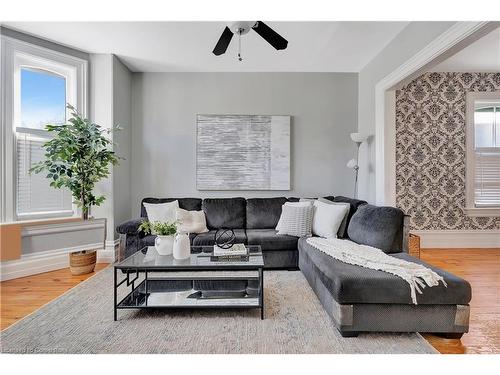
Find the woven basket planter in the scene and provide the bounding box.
[408,233,421,259]
[69,250,97,275]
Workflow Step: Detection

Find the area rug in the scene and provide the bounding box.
[0,267,437,354]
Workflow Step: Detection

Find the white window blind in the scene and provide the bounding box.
[474,149,500,207]
[16,129,73,218]
[473,104,500,208]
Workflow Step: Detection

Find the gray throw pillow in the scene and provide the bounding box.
[276,204,313,237]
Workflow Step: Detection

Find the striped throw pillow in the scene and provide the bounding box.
[276,204,314,237]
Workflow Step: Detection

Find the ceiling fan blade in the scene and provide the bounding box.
[212,26,233,55]
[252,21,288,50]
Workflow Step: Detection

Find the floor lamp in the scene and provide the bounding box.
[347,133,367,199]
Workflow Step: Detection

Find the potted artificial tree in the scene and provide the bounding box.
[31,104,120,275]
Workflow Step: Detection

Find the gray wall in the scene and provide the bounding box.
[90,54,133,240]
[357,22,455,203]
[112,56,132,231]
[131,72,358,216]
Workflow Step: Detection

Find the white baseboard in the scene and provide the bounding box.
[1,243,103,281]
[412,230,500,248]
[99,239,119,263]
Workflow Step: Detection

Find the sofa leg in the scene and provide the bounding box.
[435,332,464,339]
[338,329,359,338]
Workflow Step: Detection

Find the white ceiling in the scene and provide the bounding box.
[2,21,408,72]
[430,27,500,72]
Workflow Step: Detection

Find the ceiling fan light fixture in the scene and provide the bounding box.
[228,21,256,35]
[212,21,288,59]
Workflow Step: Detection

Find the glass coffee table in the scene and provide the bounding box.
[113,245,264,321]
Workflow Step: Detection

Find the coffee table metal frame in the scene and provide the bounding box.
[113,245,264,321]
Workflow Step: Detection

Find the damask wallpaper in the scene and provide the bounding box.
[395,72,500,230]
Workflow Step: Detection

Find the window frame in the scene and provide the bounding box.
[465,91,500,217]
[1,35,88,223]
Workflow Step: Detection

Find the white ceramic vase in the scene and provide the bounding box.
[154,235,174,256]
[173,232,191,260]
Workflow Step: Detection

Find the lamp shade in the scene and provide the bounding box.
[346,158,357,169]
[350,132,367,143]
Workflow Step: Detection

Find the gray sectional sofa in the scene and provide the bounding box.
[116,196,471,338]
[117,196,339,268]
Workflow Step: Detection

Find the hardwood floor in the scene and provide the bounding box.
[0,249,498,354]
[0,263,108,330]
[420,248,500,354]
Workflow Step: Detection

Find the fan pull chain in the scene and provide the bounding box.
[238,30,243,62]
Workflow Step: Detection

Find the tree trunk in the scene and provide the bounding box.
[81,183,88,220]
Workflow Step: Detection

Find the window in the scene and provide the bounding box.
[465,92,500,216]
[16,68,73,219]
[1,36,87,222]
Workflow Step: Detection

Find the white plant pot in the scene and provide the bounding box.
[154,235,174,256]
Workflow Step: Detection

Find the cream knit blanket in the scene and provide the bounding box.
[306,237,447,304]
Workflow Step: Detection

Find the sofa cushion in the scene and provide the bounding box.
[331,196,367,238]
[192,229,247,247]
[202,198,246,229]
[246,197,287,229]
[347,204,404,253]
[298,237,472,305]
[141,198,202,218]
[247,229,298,252]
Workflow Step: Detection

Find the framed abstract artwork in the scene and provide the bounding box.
[196,114,291,190]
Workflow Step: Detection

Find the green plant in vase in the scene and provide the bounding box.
[138,221,178,236]
[138,221,178,255]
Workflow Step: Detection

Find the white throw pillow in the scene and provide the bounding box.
[312,200,349,238]
[143,201,179,234]
[175,208,209,234]
[276,201,313,231]
[317,198,350,237]
[276,204,314,237]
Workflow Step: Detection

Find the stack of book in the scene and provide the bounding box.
[211,243,249,262]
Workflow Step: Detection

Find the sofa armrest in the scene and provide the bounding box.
[116,218,145,235]
[402,214,411,253]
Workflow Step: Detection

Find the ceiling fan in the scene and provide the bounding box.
[212,21,288,61]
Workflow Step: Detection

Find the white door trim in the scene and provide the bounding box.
[374,21,492,206]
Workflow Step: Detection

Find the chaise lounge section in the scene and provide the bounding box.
[298,204,472,337]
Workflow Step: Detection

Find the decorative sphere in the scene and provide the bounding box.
[214,228,236,249]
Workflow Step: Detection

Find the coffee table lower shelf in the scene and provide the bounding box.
[114,270,264,321]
